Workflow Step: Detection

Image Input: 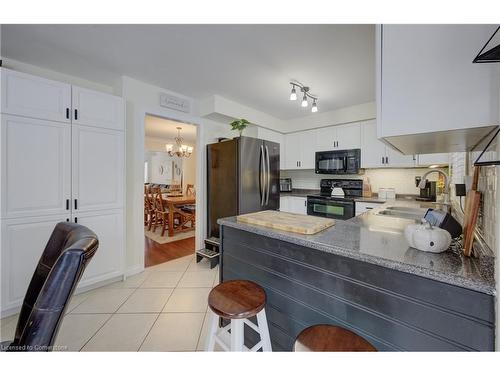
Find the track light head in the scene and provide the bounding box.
[290,86,297,101]
[301,94,308,107]
[311,100,318,112]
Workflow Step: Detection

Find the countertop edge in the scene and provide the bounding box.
[218,218,496,296]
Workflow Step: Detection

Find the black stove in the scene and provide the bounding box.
[307,179,363,220]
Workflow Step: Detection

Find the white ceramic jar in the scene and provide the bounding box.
[404,219,452,253]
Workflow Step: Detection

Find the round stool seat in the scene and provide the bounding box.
[208,280,266,319]
[293,324,376,352]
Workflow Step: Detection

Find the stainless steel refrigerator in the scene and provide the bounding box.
[207,136,280,238]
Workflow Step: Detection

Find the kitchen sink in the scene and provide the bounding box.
[376,206,428,221]
[385,206,428,214]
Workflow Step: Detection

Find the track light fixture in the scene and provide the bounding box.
[289,81,318,113]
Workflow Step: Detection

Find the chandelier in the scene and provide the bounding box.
[289,80,318,113]
[165,127,193,158]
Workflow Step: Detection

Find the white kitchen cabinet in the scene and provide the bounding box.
[0,69,126,316]
[280,196,307,215]
[315,123,361,151]
[285,132,301,169]
[72,125,125,212]
[279,196,289,212]
[257,127,285,170]
[279,196,307,215]
[1,115,71,219]
[361,120,387,168]
[416,153,450,167]
[361,120,414,168]
[72,86,124,131]
[315,126,337,151]
[1,68,71,123]
[1,214,70,312]
[385,146,415,168]
[377,25,498,154]
[72,209,124,286]
[355,201,382,216]
[285,130,315,169]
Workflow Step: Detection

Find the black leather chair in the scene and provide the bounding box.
[1,222,98,352]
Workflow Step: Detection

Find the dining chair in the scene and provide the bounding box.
[1,222,99,351]
[152,186,169,236]
[144,185,156,231]
[186,184,195,196]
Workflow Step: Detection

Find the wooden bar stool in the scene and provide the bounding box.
[205,280,272,352]
[293,324,376,352]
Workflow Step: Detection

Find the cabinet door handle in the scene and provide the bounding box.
[66,108,70,119]
[74,217,78,223]
[66,199,70,210]
[74,199,78,210]
[74,109,78,120]
[382,156,384,164]
[66,218,69,222]
[385,156,389,164]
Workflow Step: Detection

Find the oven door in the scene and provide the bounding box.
[307,197,355,220]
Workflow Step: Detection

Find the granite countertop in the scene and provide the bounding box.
[280,189,319,197]
[218,201,495,296]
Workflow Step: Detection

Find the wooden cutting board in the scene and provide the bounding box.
[236,210,335,235]
[463,166,481,257]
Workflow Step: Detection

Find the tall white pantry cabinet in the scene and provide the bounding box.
[0,68,125,316]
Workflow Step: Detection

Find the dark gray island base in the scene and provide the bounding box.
[218,221,495,351]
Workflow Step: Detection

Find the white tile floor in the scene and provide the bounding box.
[0,254,219,351]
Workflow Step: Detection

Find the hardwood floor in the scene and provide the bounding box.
[144,236,195,267]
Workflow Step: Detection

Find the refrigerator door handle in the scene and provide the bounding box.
[260,145,266,206]
[265,145,270,206]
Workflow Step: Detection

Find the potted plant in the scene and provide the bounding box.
[230,118,250,137]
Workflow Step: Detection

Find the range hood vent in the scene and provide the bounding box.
[473,25,500,63]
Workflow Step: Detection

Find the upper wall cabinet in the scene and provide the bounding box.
[285,130,315,169]
[1,68,71,123]
[377,25,499,154]
[415,153,449,167]
[361,120,415,168]
[72,86,125,131]
[316,123,361,151]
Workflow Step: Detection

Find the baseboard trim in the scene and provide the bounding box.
[125,264,144,278]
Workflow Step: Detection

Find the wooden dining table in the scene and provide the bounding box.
[161,194,196,237]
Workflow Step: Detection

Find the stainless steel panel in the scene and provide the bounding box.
[239,137,265,214]
[263,140,280,210]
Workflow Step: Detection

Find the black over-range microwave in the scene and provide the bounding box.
[315,149,361,174]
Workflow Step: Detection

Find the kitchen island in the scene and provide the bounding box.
[217,205,495,351]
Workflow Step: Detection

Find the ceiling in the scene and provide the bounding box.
[145,115,197,142]
[1,24,375,119]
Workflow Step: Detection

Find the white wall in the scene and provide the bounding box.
[145,136,196,187]
[199,94,376,134]
[282,168,441,196]
[119,76,233,275]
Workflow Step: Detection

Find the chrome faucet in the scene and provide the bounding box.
[418,168,450,205]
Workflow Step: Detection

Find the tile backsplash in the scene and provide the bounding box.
[281,168,442,195]
[450,151,497,254]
